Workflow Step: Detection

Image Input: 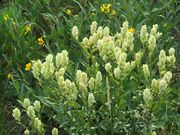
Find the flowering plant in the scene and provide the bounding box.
[12,21,179,134]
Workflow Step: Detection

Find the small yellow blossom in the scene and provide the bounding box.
[37,37,45,46]
[3,14,9,21]
[101,4,111,14]
[66,9,72,15]
[112,10,116,16]
[7,73,12,80]
[128,28,135,33]
[25,63,32,71]
[25,25,31,35]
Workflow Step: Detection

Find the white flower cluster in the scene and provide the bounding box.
[41,54,55,79]
[143,88,152,106]
[32,50,69,80]
[144,70,172,105]
[141,24,162,58]
[32,50,101,103]
[158,48,176,75]
[75,21,175,109]
[76,70,88,98]
[12,98,43,134]
[79,21,162,80]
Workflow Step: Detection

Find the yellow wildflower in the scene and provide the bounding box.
[37,37,45,46]
[25,25,31,35]
[3,14,9,21]
[101,4,111,14]
[112,10,116,16]
[128,28,135,33]
[7,73,12,80]
[25,63,31,71]
[66,9,72,15]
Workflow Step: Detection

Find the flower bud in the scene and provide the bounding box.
[61,50,69,67]
[32,60,42,79]
[76,70,88,86]
[167,56,176,66]
[82,37,90,46]
[55,68,65,80]
[148,35,156,52]
[158,79,168,92]
[105,62,112,72]
[151,79,158,91]
[58,76,65,88]
[140,25,148,43]
[135,51,143,66]
[52,128,58,135]
[33,100,41,112]
[33,117,44,133]
[97,26,103,38]
[152,131,157,135]
[169,47,175,56]
[72,26,79,40]
[150,24,158,37]
[55,53,63,68]
[142,64,150,80]
[103,27,110,37]
[24,129,29,135]
[79,82,88,97]
[158,50,167,74]
[41,54,54,79]
[88,77,95,90]
[143,88,152,106]
[27,106,36,119]
[12,108,21,121]
[90,21,97,35]
[114,67,121,79]
[88,93,96,107]
[23,98,31,109]
[150,24,162,39]
[56,50,69,68]
[95,71,102,86]
[121,21,129,37]
[163,71,172,84]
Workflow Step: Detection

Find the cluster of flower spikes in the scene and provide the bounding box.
[12,99,43,134]
[72,21,176,107]
[31,50,102,105]
[12,98,59,135]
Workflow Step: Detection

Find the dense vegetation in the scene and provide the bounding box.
[0,0,179,134]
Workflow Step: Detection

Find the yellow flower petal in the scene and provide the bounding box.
[101,4,111,14]
[25,63,31,71]
[128,28,135,33]
[66,9,72,15]
[37,37,45,46]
